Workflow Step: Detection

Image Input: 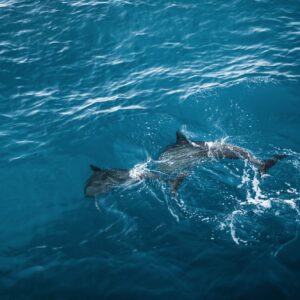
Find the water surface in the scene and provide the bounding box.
[1,0,300,299]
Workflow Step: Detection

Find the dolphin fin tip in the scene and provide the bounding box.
[176,131,189,145]
[90,164,102,172]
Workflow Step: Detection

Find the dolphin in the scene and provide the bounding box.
[157,131,287,174]
[84,131,287,198]
[84,164,132,198]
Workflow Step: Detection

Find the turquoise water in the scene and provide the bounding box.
[1,0,300,298]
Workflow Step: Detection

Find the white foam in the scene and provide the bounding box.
[284,199,297,209]
[228,210,247,245]
[239,162,271,209]
[129,160,150,180]
[246,198,271,209]
[238,161,250,189]
[246,170,271,208]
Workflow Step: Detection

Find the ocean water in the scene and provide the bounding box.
[1,0,300,299]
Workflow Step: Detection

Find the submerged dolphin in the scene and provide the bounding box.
[84,131,287,198]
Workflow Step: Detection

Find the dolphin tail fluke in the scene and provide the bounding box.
[170,173,187,195]
[259,154,288,174]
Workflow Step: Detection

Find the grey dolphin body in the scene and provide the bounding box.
[84,165,132,198]
[84,131,287,198]
[157,131,286,174]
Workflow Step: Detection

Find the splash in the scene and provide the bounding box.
[227,210,248,245]
[239,161,271,209]
[129,158,152,180]
[228,156,300,245]
[163,151,300,246]
[203,137,230,159]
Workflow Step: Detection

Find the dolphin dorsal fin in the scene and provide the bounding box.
[176,131,189,145]
[90,164,102,173]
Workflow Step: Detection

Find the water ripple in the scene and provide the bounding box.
[1,0,300,297]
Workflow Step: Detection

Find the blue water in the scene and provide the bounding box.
[1,0,300,298]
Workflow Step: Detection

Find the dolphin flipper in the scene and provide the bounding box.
[170,173,187,195]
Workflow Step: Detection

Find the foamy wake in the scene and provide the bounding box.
[238,161,271,209]
[129,157,152,180]
[228,158,300,245]
[131,147,299,246]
